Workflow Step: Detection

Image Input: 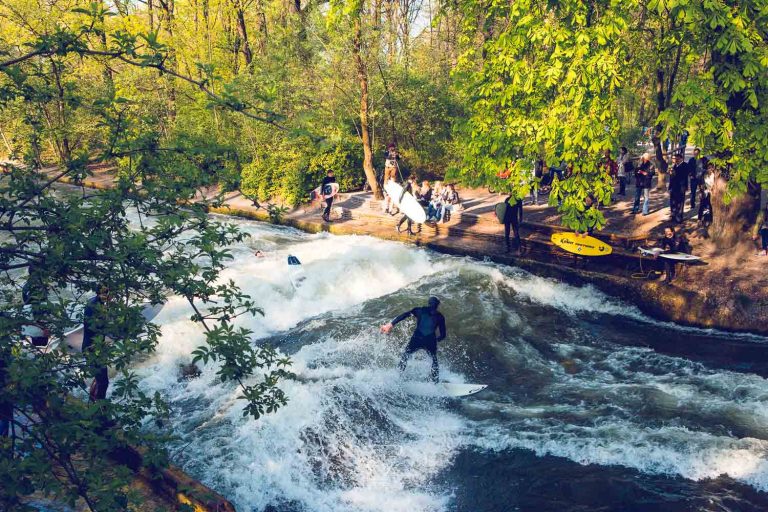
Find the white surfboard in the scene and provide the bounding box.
[402,381,487,398]
[310,182,340,201]
[54,301,165,353]
[384,180,427,224]
[638,247,663,257]
[639,248,701,262]
[659,252,701,262]
[287,255,306,289]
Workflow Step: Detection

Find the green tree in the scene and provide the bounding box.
[0,9,291,510]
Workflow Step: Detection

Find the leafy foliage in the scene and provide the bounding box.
[0,7,292,510]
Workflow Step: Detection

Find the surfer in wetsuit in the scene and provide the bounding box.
[380,296,446,383]
[320,170,336,222]
[656,226,680,285]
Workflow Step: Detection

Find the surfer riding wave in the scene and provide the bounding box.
[380,296,446,383]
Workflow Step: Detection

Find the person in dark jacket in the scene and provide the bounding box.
[668,153,688,223]
[632,153,655,215]
[320,170,337,223]
[380,297,446,383]
[656,226,682,284]
[503,194,524,252]
[687,148,703,210]
[753,204,768,256]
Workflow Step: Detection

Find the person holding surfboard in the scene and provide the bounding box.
[657,227,683,284]
[380,296,446,384]
[382,143,400,215]
[320,170,337,222]
[396,175,419,235]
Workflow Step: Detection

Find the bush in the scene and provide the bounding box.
[241,140,365,206]
[306,141,365,192]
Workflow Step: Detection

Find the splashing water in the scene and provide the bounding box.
[133,218,768,511]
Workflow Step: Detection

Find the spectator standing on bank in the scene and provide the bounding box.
[503,193,524,253]
[698,159,714,228]
[753,203,768,256]
[668,153,688,224]
[617,147,630,197]
[657,226,682,284]
[688,148,704,210]
[632,153,655,215]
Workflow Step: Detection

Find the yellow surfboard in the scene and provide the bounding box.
[550,232,613,256]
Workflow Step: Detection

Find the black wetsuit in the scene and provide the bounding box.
[503,196,523,251]
[321,175,337,221]
[82,296,109,401]
[669,162,688,223]
[392,306,446,383]
[658,235,680,283]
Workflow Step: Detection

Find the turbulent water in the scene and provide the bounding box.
[132,217,768,512]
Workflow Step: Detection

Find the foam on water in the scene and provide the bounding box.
[131,219,768,510]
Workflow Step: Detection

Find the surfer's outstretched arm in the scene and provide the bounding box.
[380,309,415,334]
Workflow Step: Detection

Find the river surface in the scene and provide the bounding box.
[132,217,768,512]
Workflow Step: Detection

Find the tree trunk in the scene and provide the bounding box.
[353,17,382,199]
[50,60,71,163]
[710,174,761,248]
[159,0,176,121]
[234,4,253,67]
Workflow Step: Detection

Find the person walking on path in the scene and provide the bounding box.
[320,170,337,223]
[380,296,446,383]
[383,143,400,215]
[397,175,419,235]
[632,153,654,215]
[503,193,524,253]
[668,153,688,224]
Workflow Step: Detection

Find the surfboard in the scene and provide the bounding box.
[639,247,701,262]
[495,202,507,224]
[56,301,164,353]
[310,182,340,201]
[384,181,427,224]
[551,232,613,256]
[639,247,663,257]
[402,381,487,398]
[659,252,701,262]
[287,254,305,289]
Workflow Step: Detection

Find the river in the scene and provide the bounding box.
[132,216,768,512]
